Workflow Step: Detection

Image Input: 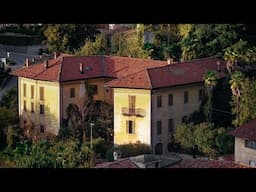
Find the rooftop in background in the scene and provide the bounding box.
[94,154,181,168]
[94,158,137,168]
[169,159,249,168]
[230,119,256,141]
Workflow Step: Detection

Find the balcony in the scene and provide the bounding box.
[121,107,145,117]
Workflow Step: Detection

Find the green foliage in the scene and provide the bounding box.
[0,87,18,109]
[111,29,151,59]
[193,123,217,157]
[203,71,218,122]
[174,122,230,158]
[11,139,94,168]
[0,107,16,129]
[115,142,151,158]
[78,33,107,56]
[7,125,24,147]
[215,127,234,155]
[179,24,247,61]
[174,123,196,149]
[44,24,98,53]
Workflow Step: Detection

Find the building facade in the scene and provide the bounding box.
[231,119,256,167]
[12,54,167,139]
[107,57,226,154]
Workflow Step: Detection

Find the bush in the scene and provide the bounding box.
[115,142,151,158]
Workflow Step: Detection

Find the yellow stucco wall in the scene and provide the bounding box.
[61,78,111,119]
[151,83,204,154]
[19,77,60,136]
[113,88,151,145]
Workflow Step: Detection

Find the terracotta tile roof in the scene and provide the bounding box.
[147,57,226,89]
[230,119,256,141]
[169,159,248,168]
[107,57,226,89]
[11,55,167,83]
[94,159,137,168]
[10,56,63,81]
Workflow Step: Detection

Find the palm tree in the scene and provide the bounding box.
[203,71,218,122]
[229,71,245,126]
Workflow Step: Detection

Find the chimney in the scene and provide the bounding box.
[25,58,30,67]
[80,63,84,74]
[44,60,49,69]
[216,61,221,72]
[167,58,173,64]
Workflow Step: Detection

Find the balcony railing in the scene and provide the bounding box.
[121,107,145,117]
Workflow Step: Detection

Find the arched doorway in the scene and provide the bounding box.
[155,143,163,155]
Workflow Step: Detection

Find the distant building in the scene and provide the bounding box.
[231,119,256,167]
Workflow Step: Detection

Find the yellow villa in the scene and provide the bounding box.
[12,54,225,154]
[11,54,167,139]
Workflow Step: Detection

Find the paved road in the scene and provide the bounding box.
[0,50,40,99]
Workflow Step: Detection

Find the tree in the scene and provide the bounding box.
[111,29,151,59]
[78,33,107,56]
[179,24,247,61]
[174,123,196,150]
[229,71,245,126]
[44,24,98,53]
[203,71,218,122]
[215,127,234,155]
[194,122,217,158]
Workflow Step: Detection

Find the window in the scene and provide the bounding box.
[157,95,162,108]
[184,91,188,103]
[245,140,256,149]
[70,88,75,98]
[31,85,34,99]
[157,120,162,135]
[129,95,136,114]
[40,104,44,114]
[182,116,188,123]
[127,120,135,134]
[31,102,34,113]
[249,160,256,167]
[168,94,173,106]
[168,119,174,133]
[199,89,204,101]
[24,100,27,111]
[39,87,44,101]
[23,83,26,97]
[40,125,45,133]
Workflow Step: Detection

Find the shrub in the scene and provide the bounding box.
[115,142,151,158]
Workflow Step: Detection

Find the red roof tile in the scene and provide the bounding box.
[169,159,248,168]
[230,119,256,141]
[147,57,226,89]
[11,55,167,83]
[107,57,226,89]
[94,159,137,168]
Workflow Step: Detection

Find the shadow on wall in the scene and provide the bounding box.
[20,104,58,142]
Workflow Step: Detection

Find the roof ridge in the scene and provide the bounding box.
[145,68,152,89]
[57,57,64,82]
[147,56,223,71]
